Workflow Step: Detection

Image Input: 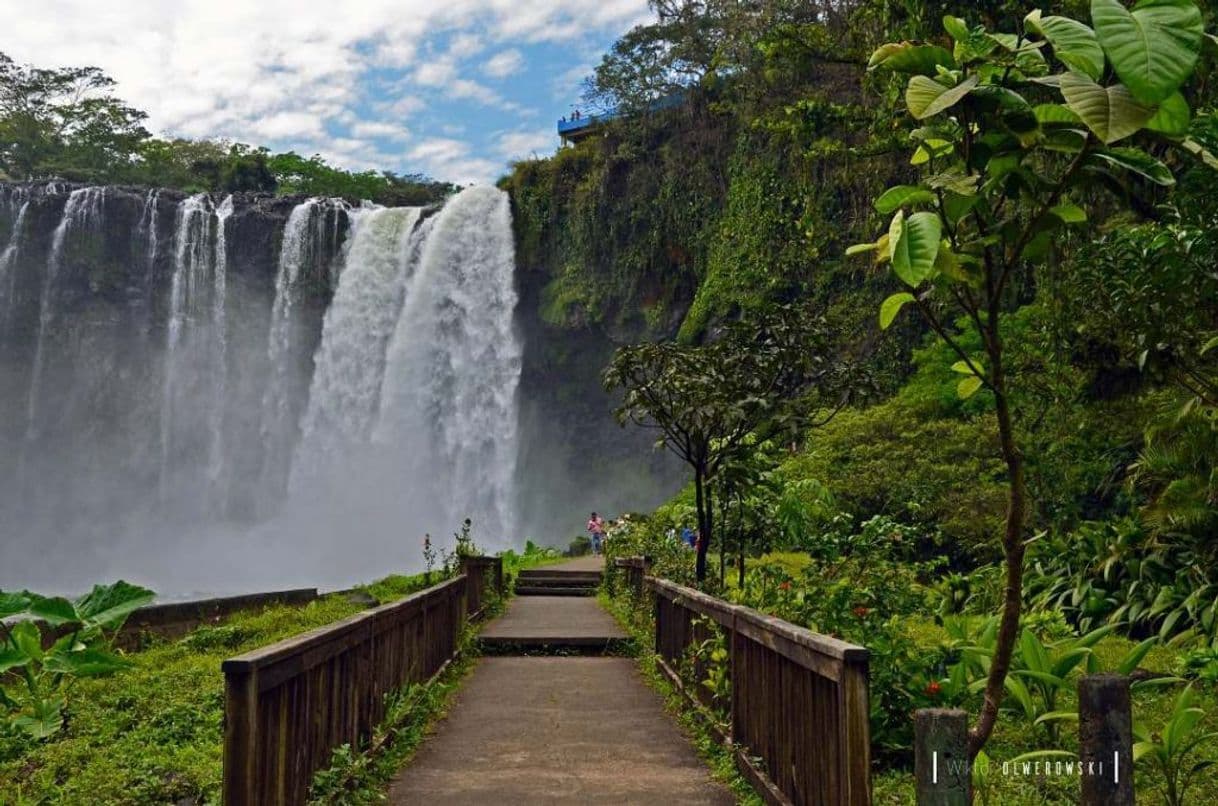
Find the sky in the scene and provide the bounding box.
[0,0,654,184]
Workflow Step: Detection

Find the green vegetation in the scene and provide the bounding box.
[553,0,1218,796]
[0,540,560,805]
[0,575,433,803]
[852,0,1213,756]
[604,305,860,580]
[0,52,454,204]
[1,582,154,740]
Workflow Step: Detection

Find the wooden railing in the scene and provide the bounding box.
[221,561,501,805]
[612,556,650,598]
[647,576,871,806]
[459,555,505,618]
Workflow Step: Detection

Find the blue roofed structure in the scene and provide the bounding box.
[557,92,687,144]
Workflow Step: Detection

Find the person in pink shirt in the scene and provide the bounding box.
[586,512,606,555]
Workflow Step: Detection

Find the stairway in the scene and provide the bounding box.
[514,568,601,596]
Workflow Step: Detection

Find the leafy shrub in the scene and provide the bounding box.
[0,581,154,740]
[725,524,950,758]
[787,401,1007,562]
[1025,518,1218,646]
[1135,685,1218,806]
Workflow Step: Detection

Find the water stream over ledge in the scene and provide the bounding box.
[0,183,520,597]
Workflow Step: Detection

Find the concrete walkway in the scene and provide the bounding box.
[387,557,735,805]
[480,597,626,649]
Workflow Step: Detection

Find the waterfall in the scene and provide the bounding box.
[136,190,161,338]
[258,197,346,498]
[0,181,524,594]
[376,186,522,544]
[294,205,425,476]
[159,193,231,508]
[25,187,107,442]
[0,187,31,329]
[209,196,234,491]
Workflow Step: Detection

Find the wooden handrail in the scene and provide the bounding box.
[221,558,503,806]
[643,571,871,806]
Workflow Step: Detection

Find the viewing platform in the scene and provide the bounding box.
[557,92,687,145]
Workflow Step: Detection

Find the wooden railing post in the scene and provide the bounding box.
[222,664,258,806]
[1079,674,1134,806]
[915,708,970,806]
[841,654,872,805]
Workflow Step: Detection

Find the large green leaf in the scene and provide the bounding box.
[1034,103,1083,125]
[889,211,942,287]
[879,292,915,330]
[10,620,43,661]
[1092,0,1204,104]
[958,376,984,398]
[874,185,936,214]
[0,645,31,674]
[27,595,79,627]
[1026,10,1106,79]
[14,696,65,739]
[1088,146,1176,185]
[906,75,980,120]
[75,580,155,631]
[43,647,132,677]
[0,591,30,619]
[1146,91,1191,134]
[1059,72,1155,143]
[869,42,957,75]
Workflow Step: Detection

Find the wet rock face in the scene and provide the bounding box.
[0,182,350,545]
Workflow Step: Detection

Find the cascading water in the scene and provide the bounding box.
[25,187,107,444]
[0,187,30,330]
[375,186,521,544]
[0,182,524,594]
[258,198,347,500]
[294,205,425,474]
[159,193,232,510]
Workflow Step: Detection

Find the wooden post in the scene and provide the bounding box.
[915,709,970,806]
[222,664,258,806]
[1079,674,1134,806]
[840,656,872,806]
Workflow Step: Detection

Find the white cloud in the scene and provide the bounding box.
[408,137,501,184]
[482,49,525,79]
[0,0,652,181]
[350,121,412,141]
[495,129,555,161]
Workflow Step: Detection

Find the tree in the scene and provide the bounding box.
[0,52,149,181]
[604,306,852,582]
[852,0,1213,756]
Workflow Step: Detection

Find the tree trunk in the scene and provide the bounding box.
[718,486,729,586]
[694,466,709,582]
[737,494,746,590]
[968,362,1028,759]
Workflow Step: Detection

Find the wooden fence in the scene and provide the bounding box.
[648,576,871,806]
[612,556,650,598]
[459,555,505,618]
[221,560,501,805]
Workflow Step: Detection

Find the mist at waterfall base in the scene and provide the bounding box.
[0,184,523,597]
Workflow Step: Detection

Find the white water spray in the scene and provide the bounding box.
[376,186,522,545]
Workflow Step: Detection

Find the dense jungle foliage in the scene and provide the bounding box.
[518,0,1218,800]
[0,52,455,204]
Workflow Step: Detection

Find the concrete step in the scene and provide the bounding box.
[515,575,601,587]
[514,585,598,597]
[517,569,602,582]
